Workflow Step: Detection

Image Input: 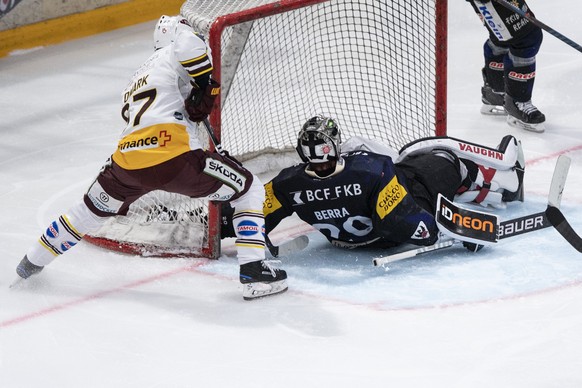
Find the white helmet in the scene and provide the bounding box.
[153,15,193,50]
[296,115,341,163]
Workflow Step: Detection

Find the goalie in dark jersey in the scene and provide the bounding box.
[225,115,526,251]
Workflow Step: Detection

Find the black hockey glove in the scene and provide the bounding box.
[185,79,220,122]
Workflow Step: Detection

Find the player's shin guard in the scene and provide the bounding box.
[229,177,288,299]
[232,210,266,264]
[481,41,507,115]
[24,201,107,269]
[503,54,545,132]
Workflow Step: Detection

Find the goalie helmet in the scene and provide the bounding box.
[153,15,193,51]
[296,115,341,163]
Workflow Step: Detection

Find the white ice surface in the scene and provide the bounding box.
[2,1,582,387]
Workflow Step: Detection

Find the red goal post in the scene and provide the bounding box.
[84,0,448,259]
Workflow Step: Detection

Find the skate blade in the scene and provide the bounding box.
[9,277,25,289]
[480,104,506,116]
[242,279,288,300]
[507,115,545,133]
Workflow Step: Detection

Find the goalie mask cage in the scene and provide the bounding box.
[84,0,448,259]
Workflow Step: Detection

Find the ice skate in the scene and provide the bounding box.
[240,260,288,300]
[12,255,44,286]
[480,85,506,116]
[504,95,546,133]
[16,255,44,279]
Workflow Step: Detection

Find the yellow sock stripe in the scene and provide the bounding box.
[179,53,209,66]
[233,210,265,218]
[38,237,60,257]
[235,242,266,249]
[188,66,213,79]
[59,215,84,240]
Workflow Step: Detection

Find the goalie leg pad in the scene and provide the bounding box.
[397,135,520,170]
[399,135,525,207]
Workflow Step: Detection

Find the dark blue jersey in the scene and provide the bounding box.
[264,151,440,248]
[466,0,539,44]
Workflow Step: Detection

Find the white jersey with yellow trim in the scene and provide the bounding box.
[112,29,213,170]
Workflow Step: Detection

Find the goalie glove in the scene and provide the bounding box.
[185,79,220,122]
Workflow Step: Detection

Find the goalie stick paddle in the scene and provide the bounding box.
[373,154,573,267]
[544,155,582,252]
[499,155,572,240]
[546,206,582,253]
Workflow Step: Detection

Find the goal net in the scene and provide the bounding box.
[85,0,448,258]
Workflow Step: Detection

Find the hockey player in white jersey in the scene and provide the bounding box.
[467,0,545,132]
[15,15,287,300]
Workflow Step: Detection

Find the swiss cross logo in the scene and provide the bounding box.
[159,130,172,146]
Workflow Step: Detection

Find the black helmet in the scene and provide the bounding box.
[296,115,341,163]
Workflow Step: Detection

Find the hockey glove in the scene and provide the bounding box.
[185,79,220,122]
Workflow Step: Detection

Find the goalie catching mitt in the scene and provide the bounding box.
[185,79,220,122]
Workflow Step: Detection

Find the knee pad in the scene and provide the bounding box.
[203,152,254,201]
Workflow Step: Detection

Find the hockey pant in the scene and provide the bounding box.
[397,135,525,208]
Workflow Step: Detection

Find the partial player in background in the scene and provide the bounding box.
[467,0,546,132]
[15,15,287,300]
[224,115,525,252]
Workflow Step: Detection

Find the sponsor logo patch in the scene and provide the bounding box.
[410,221,431,240]
[46,221,59,238]
[236,220,260,236]
[263,182,283,216]
[508,70,536,82]
[60,241,77,252]
[204,158,246,193]
[458,143,503,160]
[376,176,407,219]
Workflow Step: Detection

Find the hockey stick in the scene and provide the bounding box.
[544,156,582,252]
[374,155,573,266]
[266,235,310,257]
[491,0,582,54]
[372,239,456,267]
[372,210,550,267]
[546,206,582,253]
[201,118,308,257]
